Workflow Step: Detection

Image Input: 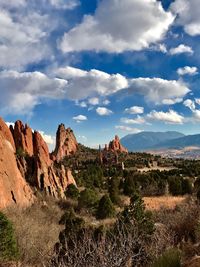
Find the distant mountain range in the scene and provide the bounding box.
[120,131,200,152]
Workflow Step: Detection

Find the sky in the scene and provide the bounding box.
[1,0,200,149]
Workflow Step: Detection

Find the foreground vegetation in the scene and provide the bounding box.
[2,150,200,266]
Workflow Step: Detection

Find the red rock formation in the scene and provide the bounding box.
[53,124,78,162]
[13,120,34,156]
[0,117,77,208]
[33,131,76,198]
[107,135,128,153]
[0,118,15,151]
[0,127,35,209]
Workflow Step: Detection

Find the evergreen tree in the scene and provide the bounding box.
[0,212,19,261]
[96,195,116,219]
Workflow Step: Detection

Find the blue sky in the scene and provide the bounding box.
[1,0,200,148]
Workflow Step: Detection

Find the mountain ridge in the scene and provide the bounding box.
[120,131,185,151]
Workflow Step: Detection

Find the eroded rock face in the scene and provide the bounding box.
[0,117,77,208]
[13,120,34,156]
[33,131,76,198]
[0,131,35,209]
[53,124,78,162]
[107,135,128,153]
[0,118,16,151]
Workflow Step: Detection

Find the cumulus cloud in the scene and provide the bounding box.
[0,67,191,115]
[0,70,68,114]
[39,131,55,145]
[183,99,200,121]
[183,99,196,111]
[125,106,144,114]
[169,44,194,55]
[120,116,145,125]
[73,115,88,122]
[177,66,198,76]
[88,97,99,105]
[128,78,190,105]
[56,66,128,100]
[0,0,79,69]
[171,0,200,36]
[60,0,174,53]
[96,107,113,116]
[6,122,15,128]
[115,125,142,133]
[49,0,79,10]
[147,110,184,124]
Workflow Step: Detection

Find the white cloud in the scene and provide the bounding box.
[169,44,194,55]
[125,106,144,114]
[183,99,200,122]
[147,109,184,124]
[60,0,174,53]
[102,99,110,106]
[39,131,55,145]
[128,78,190,105]
[56,66,128,100]
[0,70,68,114]
[6,121,15,128]
[96,107,113,116]
[121,116,145,125]
[195,99,200,106]
[0,8,53,69]
[115,125,142,133]
[73,115,88,122]
[49,0,79,10]
[177,66,198,76]
[0,67,191,115]
[88,97,99,105]
[183,99,196,111]
[171,0,200,36]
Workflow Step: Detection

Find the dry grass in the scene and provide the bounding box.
[143,196,186,211]
[4,196,64,267]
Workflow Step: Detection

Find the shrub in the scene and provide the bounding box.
[120,193,154,236]
[168,177,182,196]
[181,179,192,195]
[0,212,19,261]
[78,189,99,210]
[123,176,136,196]
[108,177,121,205]
[96,195,116,220]
[152,248,181,267]
[65,184,79,199]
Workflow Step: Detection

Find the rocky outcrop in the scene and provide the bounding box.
[0,118,16,151]
[106,135,128,153]
[13,120,34,156]
[0,118,77,208]
[52,124,78,162]
[0,120,35,209]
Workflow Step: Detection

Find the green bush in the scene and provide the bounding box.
[0,212,19,261]
[152,248,181,267]
[96,195,116,220]
[109,177,121,205]
[123,176,136,196]
[78,189,99,210]
[181,179,192,195]
[168,177,182,196]
[65,184,79,199]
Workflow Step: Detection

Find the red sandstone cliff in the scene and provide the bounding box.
[52,124,78,162]
[0,119,35,209]
[0,118,77,208]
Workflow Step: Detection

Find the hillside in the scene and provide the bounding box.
[120,131,185,151]
[154,133,200,149]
